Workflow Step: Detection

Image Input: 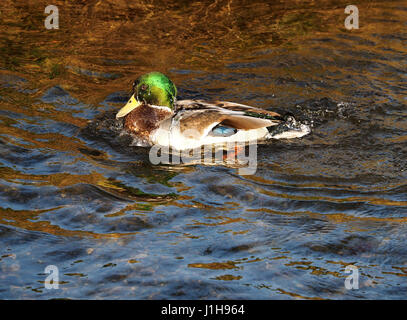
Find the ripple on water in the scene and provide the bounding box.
[0,0,407,300]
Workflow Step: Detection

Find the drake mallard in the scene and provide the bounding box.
[116,72,309,150]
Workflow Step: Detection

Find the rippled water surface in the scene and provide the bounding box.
[0,0,406,299]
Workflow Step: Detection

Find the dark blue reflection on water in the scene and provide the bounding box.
[0,0,407,299]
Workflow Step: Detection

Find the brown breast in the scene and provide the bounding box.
[124,104,172,139]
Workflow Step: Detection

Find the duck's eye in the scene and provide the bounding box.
[140,84,148,91]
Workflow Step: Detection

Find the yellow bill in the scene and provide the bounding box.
[116,95,142,119]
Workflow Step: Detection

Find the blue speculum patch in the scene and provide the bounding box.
[210,125,238,137]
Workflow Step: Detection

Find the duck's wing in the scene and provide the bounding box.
[173,100,283,138]
[213,101,283,118]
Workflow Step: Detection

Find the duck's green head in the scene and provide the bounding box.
[116,72,177,119]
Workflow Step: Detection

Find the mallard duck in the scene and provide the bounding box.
[116,72,309,150]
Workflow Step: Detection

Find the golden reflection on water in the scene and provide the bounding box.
[0,0,407,299]
[0,207,138,238]
[1,0,405,104]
